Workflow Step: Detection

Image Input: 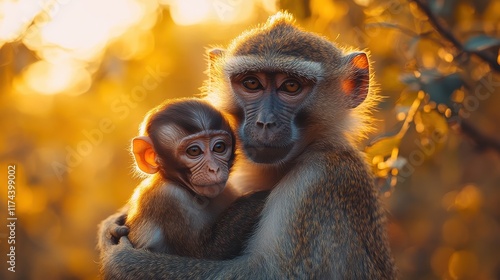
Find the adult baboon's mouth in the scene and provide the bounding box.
[244,144,293,164]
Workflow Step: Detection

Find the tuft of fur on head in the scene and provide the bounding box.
[203,11,379,147]
[267,10,296,25]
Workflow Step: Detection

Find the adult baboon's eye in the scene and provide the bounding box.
[242,77,262,90]
[280,79,301,93]
[212,141,226,153]
[186,145,202,156]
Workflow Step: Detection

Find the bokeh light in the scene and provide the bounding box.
[1,0,499,279]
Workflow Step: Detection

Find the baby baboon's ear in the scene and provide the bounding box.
[132,136,159,174]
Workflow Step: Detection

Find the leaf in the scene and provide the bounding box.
[463,35,500,52]
[400,70,462,105]
[422,73,463,105]
[412,109,449,158]
[400,73,419,85]
[365,127,402,160]
[365,136,400,159]
[419,110,449,138]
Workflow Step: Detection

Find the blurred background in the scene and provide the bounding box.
[0,0,499,279]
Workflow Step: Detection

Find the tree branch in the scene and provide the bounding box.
[459,120,500,153]
[410,0,500,72]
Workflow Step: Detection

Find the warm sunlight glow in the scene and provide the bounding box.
[353,0,373,7]
[29,0,143,61]
[12,0,158,95]
[21,60,91,95]
[169,0,211,26]
[163,0,255,25]
[311,0,348,23]
[260,0,278,13]
[0,0,46,43]
[5,0,258,95]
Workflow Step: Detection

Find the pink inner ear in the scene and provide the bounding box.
[208,48,224,61]
[342,79,355,95]
[343,53,370,108]
[352,54,369,70]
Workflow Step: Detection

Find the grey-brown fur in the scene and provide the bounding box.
[98,11,396,279]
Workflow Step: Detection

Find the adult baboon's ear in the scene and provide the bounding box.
[132,136,159,174]
[208,48,224,61]
[207,48,225,74]
[206,48,225,90]
[341,52,370,108]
